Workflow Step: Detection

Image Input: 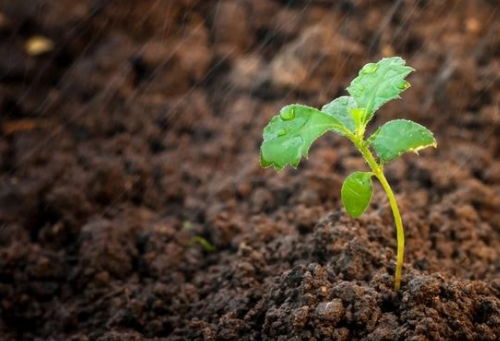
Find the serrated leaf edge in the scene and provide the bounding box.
[368,119,437,163]
[260,105,350,171]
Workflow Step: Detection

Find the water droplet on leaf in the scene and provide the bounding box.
[277,129,287,136]
[397,80,410,90]
[362,63,378,74]
[280,108,296,121]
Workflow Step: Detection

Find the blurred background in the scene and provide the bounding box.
[1,0,500,340]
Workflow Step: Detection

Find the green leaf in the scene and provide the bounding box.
[191,236,216,252]
[260,104,346,171]
[368,119,437,163]
[347,57,414,124]
[341,171,373,218]
[321,96,357,134]
[348,108,366,133]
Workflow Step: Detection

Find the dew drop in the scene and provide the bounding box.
[397,80,410,90]
[280,107,296,121]
[362,63,378,74]
[277,129,287,136]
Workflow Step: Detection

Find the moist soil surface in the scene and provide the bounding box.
[1,0,500,340]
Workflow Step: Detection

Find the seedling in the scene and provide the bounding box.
[260,57,436,290]
[190,236,216,252]
[183,221,216,252]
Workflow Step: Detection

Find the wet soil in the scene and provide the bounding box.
[1,0,500,340]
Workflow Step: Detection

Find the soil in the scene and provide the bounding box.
[1,0,500,340]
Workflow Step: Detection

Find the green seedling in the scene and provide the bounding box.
[260,57,436,290]
[183,220,216,252]
[190,236,216,252]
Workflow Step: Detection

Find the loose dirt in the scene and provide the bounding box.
[1,0,500,340]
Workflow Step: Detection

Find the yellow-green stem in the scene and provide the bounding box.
[354,139,405,290]
[376,171,404,290]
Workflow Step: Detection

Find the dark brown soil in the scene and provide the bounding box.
[1,0,500,340]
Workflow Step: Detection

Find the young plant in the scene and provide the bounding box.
[183,221,216,252]
[260,57,436,290]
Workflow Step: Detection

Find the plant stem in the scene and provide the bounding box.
[354,139,405,290]
[375,171,405,290]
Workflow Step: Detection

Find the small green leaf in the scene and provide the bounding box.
[321,96,357,134]
[347,57,414,124]
[260,104,346,171]
[341,171,373,218]
[368,119,437,163]
[191,236,216,252]
[348,108,366,132]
